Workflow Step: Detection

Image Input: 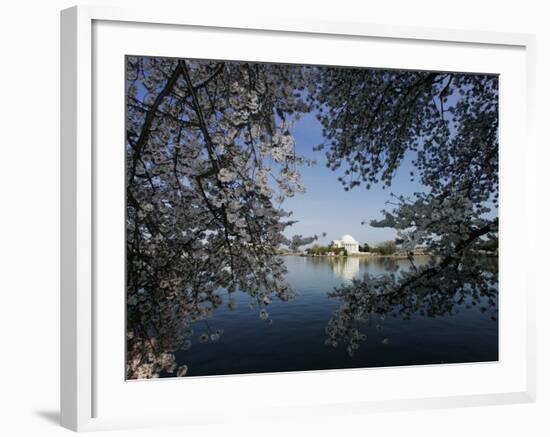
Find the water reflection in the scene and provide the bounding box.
[166,255,498,377]
[303,255,401,282]
[329,256,360,281]
[322,255,498,357]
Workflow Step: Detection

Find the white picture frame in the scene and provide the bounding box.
[60,5,536,432]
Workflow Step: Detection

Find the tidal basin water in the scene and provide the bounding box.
[174,256,498,377]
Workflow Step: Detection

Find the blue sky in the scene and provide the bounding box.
[282,111,423,247]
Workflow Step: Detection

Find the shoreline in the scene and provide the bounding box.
[280,252,433,259]
[280,252,497,259]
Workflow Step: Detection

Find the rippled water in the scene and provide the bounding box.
[174,256,498,377]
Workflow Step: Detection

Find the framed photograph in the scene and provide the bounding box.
[61,5,536,431]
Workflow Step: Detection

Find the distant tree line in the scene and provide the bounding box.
[306,241,398,256]
[368,241,397,255]
[306,245,347,256]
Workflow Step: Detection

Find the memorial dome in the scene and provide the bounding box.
[341,234,357,243]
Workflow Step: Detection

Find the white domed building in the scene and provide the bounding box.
[330,234,360,254]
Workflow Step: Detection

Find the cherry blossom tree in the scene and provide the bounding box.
[310,68,499,354]
[125,57,316,378]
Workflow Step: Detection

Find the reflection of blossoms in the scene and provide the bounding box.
[126,57,316,379]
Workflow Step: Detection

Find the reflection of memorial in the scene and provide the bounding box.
[331,257,360,282]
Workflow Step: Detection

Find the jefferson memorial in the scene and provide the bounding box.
[330,234,360,254]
